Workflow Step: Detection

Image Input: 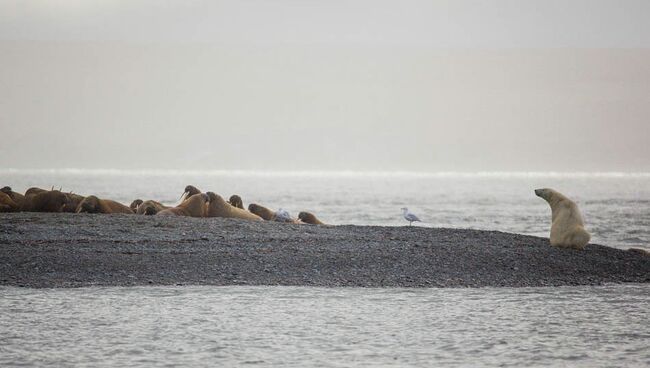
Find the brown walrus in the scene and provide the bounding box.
[63,193,85,213]
[228,195,244,209]
[130,199,144,212]
[20,187,42,211]
[248,203,300,223]
[1,186,26,209]
[157,193,209,217]
[22,189,69,212]
[298,211,326,225]
[76,195,134,214]
[0,192,20,212]
[180,185,201,203]
[136,200,169,215]
[206,192,262,221]
[25,187,47,196]
[21,187,47,210]
[248,203,276,221]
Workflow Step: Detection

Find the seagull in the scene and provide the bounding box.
[401,207,421,226]
[275,208,293,223]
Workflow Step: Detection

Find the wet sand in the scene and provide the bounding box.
[0,213,648,288]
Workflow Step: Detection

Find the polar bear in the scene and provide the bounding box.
[535,188,591,250]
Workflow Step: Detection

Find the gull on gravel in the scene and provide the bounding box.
[401,207,421,226]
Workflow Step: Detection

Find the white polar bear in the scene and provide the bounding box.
[535,188,591,250]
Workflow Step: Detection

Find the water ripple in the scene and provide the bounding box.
[0,285,648,367]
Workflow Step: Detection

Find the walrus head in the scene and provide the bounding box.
[0,186,11,194]
[63,193,85,213]
[143,204,157,215]
[181,185,201,202]
[76,195,102,213]
[228,195,244,209]
[206,191,224,204]
[248,203,275,220]
[248,203,261,213]
[298,211,322,224]
[130,199,143,212]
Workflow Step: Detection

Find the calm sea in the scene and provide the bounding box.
[2,169,649,249]
[1,285,648,367]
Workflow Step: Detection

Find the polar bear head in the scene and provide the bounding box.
[534,188,552,200]
[535,188,572,208]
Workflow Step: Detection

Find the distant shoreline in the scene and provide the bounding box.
[1,213,648,288]
[2,168,650,178]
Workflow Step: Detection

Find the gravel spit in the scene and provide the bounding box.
[1,213,648,288]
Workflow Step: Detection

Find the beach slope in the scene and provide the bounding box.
[0,213,648,288]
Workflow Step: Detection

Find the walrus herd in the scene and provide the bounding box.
[0,185,327,225]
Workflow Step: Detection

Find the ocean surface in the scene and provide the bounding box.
[2,169,649,250]
[2,171,649,366]
[1,285,648,367]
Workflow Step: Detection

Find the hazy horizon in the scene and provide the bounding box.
[1,1,649,172]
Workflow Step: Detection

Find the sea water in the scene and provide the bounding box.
[2,169,649,250]
[2,171,649,366]
[0,285,648,367]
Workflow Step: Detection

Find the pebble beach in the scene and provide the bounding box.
[1,213,648,288]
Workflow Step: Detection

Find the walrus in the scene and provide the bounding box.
[298,211,326,225]
[130,199,144,213]
[76,195,134,214]
[248,203,276,221]
[24,187,47,196]
[206,192,262,221]
[20,187,42,211]
[248,203,300,223]
[1,186,26,209]
[63,193,85,213]
[535,188,591,250]
[228,195,244,209]
[180,185,201,203]
[136,200,169,215]
[21,187,48,210]
[22,189,69,212]
[0,192,20,212]
[157,193,209,217]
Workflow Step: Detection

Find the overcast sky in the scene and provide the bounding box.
[1,0,649,171]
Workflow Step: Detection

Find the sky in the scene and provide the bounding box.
[1,0,649,172]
